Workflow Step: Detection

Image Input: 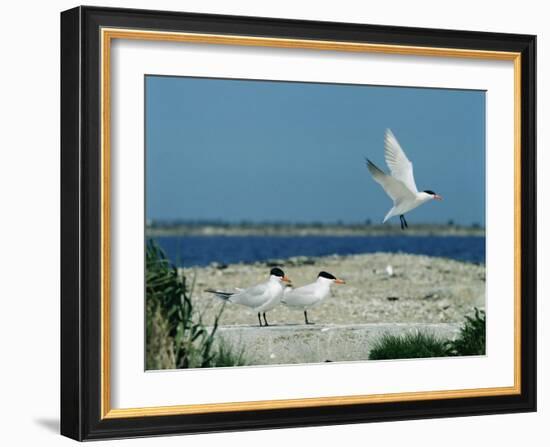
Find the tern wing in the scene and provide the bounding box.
[366,159,415,204]
[282,283,319,307]
[384,129,418,194]
[230,282,269,308]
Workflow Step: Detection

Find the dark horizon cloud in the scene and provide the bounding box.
[146,76,485,226]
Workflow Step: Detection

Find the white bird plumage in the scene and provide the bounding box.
[205,267,291,326]
[384,128,419,194]
[366,129,442,229]
[282,272,345,324]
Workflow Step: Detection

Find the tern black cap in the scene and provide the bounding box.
[270,267,285,278]
[318,271,336,280]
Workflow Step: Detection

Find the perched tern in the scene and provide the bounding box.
[282,271,345,325]
[205,267,291,327]
[366,129,442,229]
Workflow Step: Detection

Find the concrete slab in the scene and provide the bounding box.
[212,323,462,366]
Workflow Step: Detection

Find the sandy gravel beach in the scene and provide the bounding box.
[185,253,485,327]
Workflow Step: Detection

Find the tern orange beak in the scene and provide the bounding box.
[434,194,443,201]
[334,278,346,284]
[282,276,291,283]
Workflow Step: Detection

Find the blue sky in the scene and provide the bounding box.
[146,76,485,226]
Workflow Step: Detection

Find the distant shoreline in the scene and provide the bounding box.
[146,223,485,238]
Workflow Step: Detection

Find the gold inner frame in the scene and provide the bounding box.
[100,27,522,419]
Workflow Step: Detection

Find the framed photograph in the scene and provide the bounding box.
[60,6,536,441]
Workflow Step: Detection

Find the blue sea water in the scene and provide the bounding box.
[152,235,485,267]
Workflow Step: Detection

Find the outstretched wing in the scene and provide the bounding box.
[384,129,418,194]
[366,159,415,204]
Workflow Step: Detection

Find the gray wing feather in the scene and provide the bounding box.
[366,158,415,204]
[384,129,418,194]
[282,283,320,307]
[230,283,269,308]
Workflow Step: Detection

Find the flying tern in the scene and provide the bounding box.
[366,129,442,229]
[282,271,345,325]
[205,267,291,327]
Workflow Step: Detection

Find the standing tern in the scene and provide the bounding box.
[205,267,291,327]
[282,271,345,325]
[366,129,442,229]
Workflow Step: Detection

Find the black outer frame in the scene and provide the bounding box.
[60,5,536,441]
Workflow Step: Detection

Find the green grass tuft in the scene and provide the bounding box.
[211,340,247,368]
[368,332,450,360]
[447,308,486,356]
[368,308,486,361]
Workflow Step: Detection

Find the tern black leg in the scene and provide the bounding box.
[263,312,269,326]
[304,310,313,325]
[400,214,408,230]
[257,312,263,327]
[403,215,408,228]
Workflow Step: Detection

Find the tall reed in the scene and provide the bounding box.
[146,240,242,369]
